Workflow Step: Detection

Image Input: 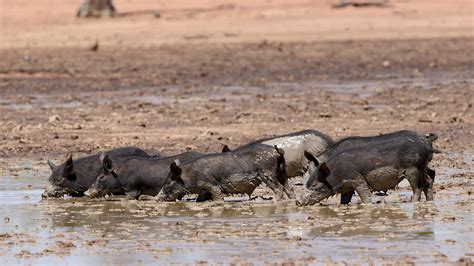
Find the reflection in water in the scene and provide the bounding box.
[305,204,437,239]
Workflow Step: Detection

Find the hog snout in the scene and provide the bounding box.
[296,193,314,206]
[155,190,167,202]
[84,188,100,198]
[296,190,332,206]
[41,185,66,199]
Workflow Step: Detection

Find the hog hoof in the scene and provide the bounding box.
[138,195,155,201]
[295,199,306,207]
[154,196,166,202]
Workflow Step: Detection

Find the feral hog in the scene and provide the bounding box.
[42,147,153,198]
[225,129,334,178]
[309,130,439,204]
[297,137,437,206]
[156,145,292,202]
[84,151,203,199]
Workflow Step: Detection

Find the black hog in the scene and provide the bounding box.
[309,130,439,204]
[42,147,153,198]
[156,145,292,202]
[422,168,436,201]
[84,151,204,199]
[224,129,333,178]
[297,137,437,206]
[317,130,438,162]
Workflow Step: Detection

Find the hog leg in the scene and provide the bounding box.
[258,171,286,200]
[354,180,372,204]
[422,172,434,201]
[405,168,423,201]
[125,190,140,200]
[207,186,225,201]
[281,179,296,199]
[277,167,295,199]
[423,186,434,201]
[423,168,435,201]
[196,191,213,202]
[340,191,354,204]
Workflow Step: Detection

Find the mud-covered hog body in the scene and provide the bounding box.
[84,151,203,199]
[317,130,437,162]
[42,147,152,198]
[309,130,438,203]
[157,144,292,202]
[231,129,334,178]
[297,137,436,206]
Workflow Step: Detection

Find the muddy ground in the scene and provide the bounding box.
[1,38,472,264]
[1,0,473,264]
[1,38,473,157]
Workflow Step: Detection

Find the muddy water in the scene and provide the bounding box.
[0,159,472,264]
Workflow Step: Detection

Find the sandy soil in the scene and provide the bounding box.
[0,0,473,264]
[1,0,472,48]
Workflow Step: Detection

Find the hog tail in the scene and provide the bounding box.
[425,133,438,142]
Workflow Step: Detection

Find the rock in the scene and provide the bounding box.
[89,40,99,52]
[48,115,60,124]
[56,241,76,248]
[12,124,23,132]
[0,233,12,239]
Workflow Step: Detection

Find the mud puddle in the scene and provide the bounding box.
[0,158,472,264]
[271,76,474,98]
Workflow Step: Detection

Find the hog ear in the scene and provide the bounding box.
[221,145,231,153]
[169,160,183,183]
[304,151,319,167]
[63,155,76,180]
[63,155,74,173]
[99,152,106,164]
[427,168,436,179]
[274,145,285,156]
[272,145,284,165]
[101,154,115,174]
[318,163,330,181]
[47,160,56,171]
[170,160,182,175]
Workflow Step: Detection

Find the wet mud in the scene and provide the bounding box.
[0,147,472,264]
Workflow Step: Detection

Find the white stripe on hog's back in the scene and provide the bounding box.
[262,134,330,177]
[262,135,306,177]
